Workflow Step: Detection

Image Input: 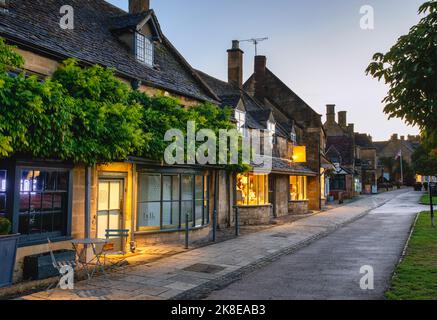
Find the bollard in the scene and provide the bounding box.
[235,206,240,237]
[185,213,189,249]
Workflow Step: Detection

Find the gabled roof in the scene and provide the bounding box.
[0,0,218,102]
[326,136,355,166]
[195,69,294,138]
[244,68,323,128]
[354,133,375,149]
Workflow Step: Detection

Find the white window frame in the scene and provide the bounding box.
[235,110,246,136]
[267,121,276,145]
[135,32,154,67]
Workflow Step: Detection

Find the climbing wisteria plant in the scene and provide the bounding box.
[0,37,250,171]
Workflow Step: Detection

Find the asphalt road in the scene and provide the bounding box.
[207,191,426,300]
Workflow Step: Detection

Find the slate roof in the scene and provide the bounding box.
[326,136,355,166]
[354,133,375,149]
[244,68,323,129]
[0,0,217,102]
[252,157,317,176]
[196,69,291,138]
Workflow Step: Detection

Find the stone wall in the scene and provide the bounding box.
[237,205,273,226]
[135,226,211,246]
[274,175,289,217]
[288,200,309,214]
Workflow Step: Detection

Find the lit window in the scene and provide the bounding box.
[137,173,210,231]
[236,173,269,206]
[0,170,7,219]
[135,33,154,67]
[290,132,297,145]
[290,176,307,201]
[235,110,246,135]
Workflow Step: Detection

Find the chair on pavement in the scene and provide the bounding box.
[99,229,130,269]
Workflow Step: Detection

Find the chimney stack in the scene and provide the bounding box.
[347,123,355,134]
[227,40,244,89]
[326,104,336,124]
[254,55,267,100]
[129,0,150,14]
[401,136,405,141]
[338,111,347,128]
[391,134,398,141]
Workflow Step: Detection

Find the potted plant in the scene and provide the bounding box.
[0,217,20,288]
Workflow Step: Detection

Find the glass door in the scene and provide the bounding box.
[97,179,124,250]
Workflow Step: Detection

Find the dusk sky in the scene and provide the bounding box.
[107,0,424,141]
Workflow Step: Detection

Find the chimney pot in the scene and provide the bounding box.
[227,40,244,89]
[129,0,150,14]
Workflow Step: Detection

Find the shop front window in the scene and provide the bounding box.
[236,174,269,206]
[137,172,209,231]
[290,176,307,201]
[331,175,346,191]
[18,168,70,240]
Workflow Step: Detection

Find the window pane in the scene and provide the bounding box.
[33,171,44,191]
[30,193,42,212]
[258,175,266,205]
[0,194,6,217]
[0,170,6,192]
[19,213,29,234]
[108,210,121,232]
[248,174,257,205]
[236,174,247,205]
[97,211,108,239]
[139,174,161,202]
[98,182,109,211]
[109,182,120,210]
[181,201,193,225]
[57,172,69,191]
[44,171,57,191]
[162,202,179,229]
[53,194,62,210]
[41,213,52,233]
[19,193,30,213]
[181,175,193,200]
[163,176,172,201]
[137,202,160,228]
[195,176,204,200]
[29,212,42,234]
[21,170,33,192]
[172,176,180,201]
[42,193,53,210]
[195,200,203,227]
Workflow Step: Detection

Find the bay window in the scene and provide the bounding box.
[236,173,269,206]
[290,176,307,201]
[137,172,209,231]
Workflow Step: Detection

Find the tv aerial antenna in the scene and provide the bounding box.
[239,37,269,56]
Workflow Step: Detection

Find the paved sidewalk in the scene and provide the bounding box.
[21,189,410,300]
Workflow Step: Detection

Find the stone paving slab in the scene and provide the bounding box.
[20,189,409,300]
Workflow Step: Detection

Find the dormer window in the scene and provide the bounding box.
[267,120,276,145]
[135,32,154,66]
[235,110,246,136]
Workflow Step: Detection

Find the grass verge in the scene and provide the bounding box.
[386,212,437,300]
[421,194,437,205]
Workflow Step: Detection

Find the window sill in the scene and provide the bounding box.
[135,224,210,236]
[289,200,309,203]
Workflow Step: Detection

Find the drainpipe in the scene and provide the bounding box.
[84,166,92,239]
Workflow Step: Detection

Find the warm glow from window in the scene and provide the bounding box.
[236,173,269,206]
[290,176,307,201]
[292,146,306,163]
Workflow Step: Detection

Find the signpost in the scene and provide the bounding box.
[429,183,435,228]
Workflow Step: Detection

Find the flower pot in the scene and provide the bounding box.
[0,234,20,288]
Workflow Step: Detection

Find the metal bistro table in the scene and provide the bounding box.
[71,238,108,280]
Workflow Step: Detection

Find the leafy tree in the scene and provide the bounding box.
[366,1,437,146]
[412,144,437,176]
